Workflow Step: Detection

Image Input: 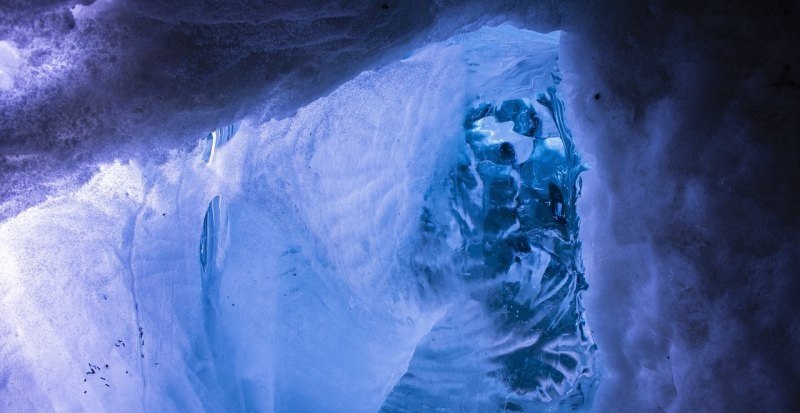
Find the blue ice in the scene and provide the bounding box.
[0,25,596,412]
[201,123,241,163]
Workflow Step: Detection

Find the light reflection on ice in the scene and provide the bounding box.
[0,41,23,91]
[0,25,596,413]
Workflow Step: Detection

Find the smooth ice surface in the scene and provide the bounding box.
[0,26,594,412]
[201,123,240,164]
[0,41,22,90]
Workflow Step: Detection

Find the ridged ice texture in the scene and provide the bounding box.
[201,123,241,163]
[0,25,594,413]
[381,76,596,412]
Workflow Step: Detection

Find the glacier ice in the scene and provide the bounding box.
[0,25,596,412]
[0,41,23,91]
[382,89,595,412]
[201,124,241,164]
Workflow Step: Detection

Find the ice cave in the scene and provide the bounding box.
[2,1,799,413]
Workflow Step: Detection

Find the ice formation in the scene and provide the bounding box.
[383,87,596,411]
[0,25,595,412]
[201,123,241,164]
[0,41,23,91]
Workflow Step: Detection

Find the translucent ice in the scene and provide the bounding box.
[0,41,23,91]
[382,82,595,413]
[201,123,241,163]
[0,25,595,412]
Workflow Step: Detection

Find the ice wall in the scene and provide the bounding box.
[0,0,563,220]
[4,2,798,412]
[381,66,597,410]
[0,41,23,90]
[0,26,594,412]
[557,3,800,412]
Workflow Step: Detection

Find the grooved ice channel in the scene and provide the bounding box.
[0,25,596,413]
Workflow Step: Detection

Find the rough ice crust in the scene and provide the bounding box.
[381,67,596,413]
[0,26,594,412]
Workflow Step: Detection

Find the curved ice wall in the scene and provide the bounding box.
[0,26,595,412]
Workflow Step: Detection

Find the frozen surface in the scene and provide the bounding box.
[382,87,596,411]
[0,0,563,220]
[0,26,596,412]
[201,123,240,164]
[0,41,23,90]
[3,2,799,413]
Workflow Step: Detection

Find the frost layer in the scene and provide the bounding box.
[0,25,595,412]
